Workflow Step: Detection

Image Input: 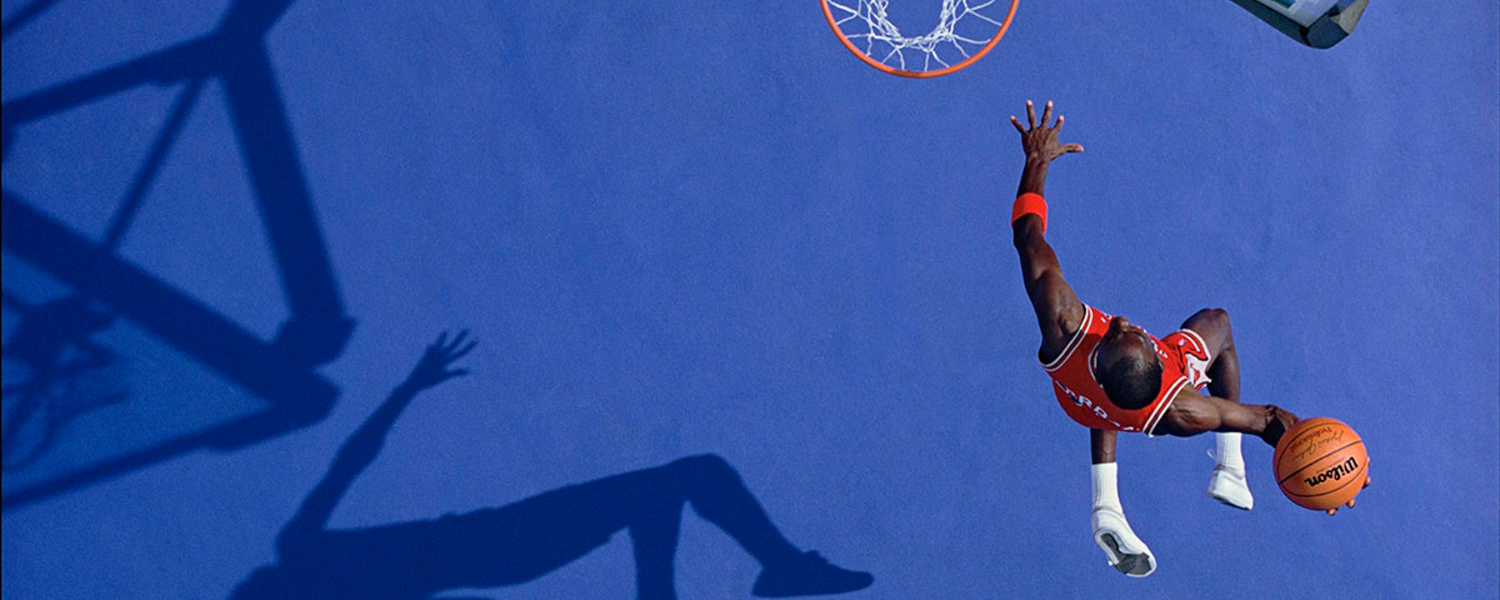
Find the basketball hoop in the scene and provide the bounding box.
[821,0,1020,78]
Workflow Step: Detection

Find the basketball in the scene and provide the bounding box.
[1273,418,1369,511]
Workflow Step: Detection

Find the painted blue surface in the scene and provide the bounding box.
[2,1,1496,599]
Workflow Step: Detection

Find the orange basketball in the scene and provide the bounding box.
[1272,417,1369,511]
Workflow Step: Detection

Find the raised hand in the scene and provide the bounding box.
[405,330,477,390]
[1010,100,1083,163]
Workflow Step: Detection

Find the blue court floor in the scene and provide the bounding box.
[3,1,1496,598]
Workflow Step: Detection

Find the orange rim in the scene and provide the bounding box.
[821,0,1020,79]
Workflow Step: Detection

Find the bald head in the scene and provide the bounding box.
[1095,317,1163,410]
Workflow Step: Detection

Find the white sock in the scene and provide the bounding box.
[1091,462,1123,512]
[1216,432,1244,472]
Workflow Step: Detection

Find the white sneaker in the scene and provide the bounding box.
[1208,465,1254,510]
[1091,507,1157,577]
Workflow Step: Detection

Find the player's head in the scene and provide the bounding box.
[1095,317,1163,410]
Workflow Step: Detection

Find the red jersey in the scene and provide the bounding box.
[1042,304,1212,435]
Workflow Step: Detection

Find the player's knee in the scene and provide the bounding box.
[1215,308,1235,347]
[1193,307,1230,328]
[1189,307,1234,350]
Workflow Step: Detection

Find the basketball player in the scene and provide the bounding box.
[1005,100,1368,577]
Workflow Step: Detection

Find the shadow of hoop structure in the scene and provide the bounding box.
[1,0,353,510]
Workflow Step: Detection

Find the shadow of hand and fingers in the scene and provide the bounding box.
[1,0,353,508]
[233,334,872,599]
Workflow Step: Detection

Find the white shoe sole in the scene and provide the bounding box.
[1096,532,1156,577]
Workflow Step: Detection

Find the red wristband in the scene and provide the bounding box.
[1012,193,1047,234]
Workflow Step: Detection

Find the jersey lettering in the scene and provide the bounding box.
[1055,381,1130,429]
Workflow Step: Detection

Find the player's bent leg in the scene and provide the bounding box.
[1089,461,1156,577]
[1175,310,1264,509]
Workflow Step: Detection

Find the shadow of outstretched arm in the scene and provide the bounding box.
[278,331,475,548]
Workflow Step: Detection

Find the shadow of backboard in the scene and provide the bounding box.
[2,0,352,510]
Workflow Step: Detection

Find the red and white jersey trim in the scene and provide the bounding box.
[1143,376,1190,436]
[1042,304,1092,372]
[1169,328,1214,390]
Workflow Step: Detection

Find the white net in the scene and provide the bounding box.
[826,0,1009,72]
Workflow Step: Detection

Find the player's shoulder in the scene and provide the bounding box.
[1040,302,1098,367]
[1057,300,1091,335]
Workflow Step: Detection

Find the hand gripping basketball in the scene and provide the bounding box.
[1271,417,1372,515]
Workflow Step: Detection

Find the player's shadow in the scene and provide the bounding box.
[1,0,353,509]
[230,334,873,600]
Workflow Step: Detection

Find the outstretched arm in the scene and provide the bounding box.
[1009,100,1086,358]
[283,331,477,537]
